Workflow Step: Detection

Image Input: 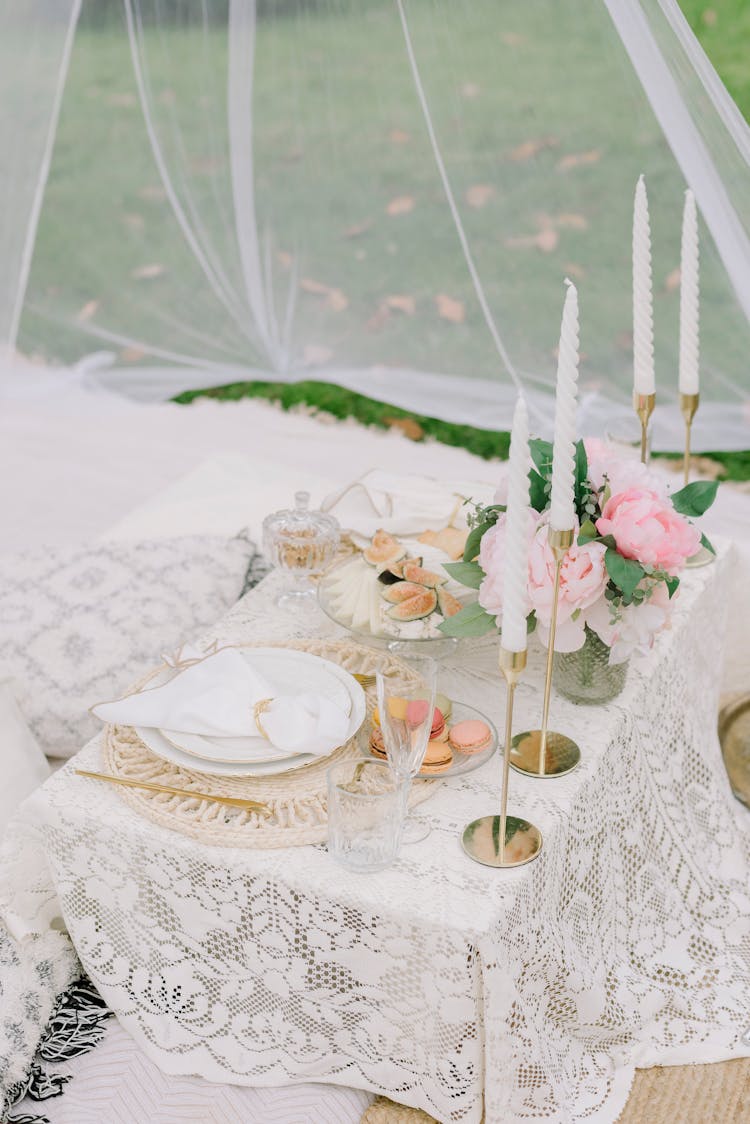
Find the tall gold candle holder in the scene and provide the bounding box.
[680,392,699,487]
[511,527,581,779]
[634,392,655,463]
[462,648,543,868]
[681,391,714,569]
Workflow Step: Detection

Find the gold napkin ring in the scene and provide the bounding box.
[253,698,274,740]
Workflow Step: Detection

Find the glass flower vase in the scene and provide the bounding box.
[553,626,628,705]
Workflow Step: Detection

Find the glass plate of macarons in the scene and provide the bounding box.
[363,694,498,778]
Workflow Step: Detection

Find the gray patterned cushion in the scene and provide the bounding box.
[0,536,257,758]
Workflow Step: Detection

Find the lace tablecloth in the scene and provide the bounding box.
[3,542,750,1124]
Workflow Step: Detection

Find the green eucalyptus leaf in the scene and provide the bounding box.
[665,575,679,599]
[604,548,645,600]
[578,518,597,543]
[443,561,485,590]
[700,532,716,556]
[528,468,548,513]
[574,439,589,509]
[463,519,493,563]
[670,479,719,518]
[526,610,537,634]
[438,601,497,638]
[529,437,553,475]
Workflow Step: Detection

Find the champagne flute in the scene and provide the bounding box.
[376,656,437,844]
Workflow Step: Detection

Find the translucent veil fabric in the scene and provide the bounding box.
[9,0,750,448]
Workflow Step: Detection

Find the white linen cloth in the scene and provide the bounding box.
[2,540,749,1124]
[91,647,349,756]
[0,681,50,836]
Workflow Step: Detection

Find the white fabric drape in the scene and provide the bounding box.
[0,0,80,356]
[7,0,750,449]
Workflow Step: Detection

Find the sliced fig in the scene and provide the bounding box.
[382,580,427,605]
[363,529,406,568]
[384,556,422,581]
[386,588,438,621]
[437,587,463,618]
[377,568,402,586]
[401,560,447,588]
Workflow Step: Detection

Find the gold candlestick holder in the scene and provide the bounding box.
[681,391,714,569]
[634,392,656,463]
[461,647,543,869]
[511,527,581,779]
[680,392,699,488]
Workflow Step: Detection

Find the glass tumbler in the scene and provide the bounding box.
[327,757,406,872]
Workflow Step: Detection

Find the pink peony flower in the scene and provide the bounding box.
[477,512,535,625]
[596,488,700,576]
[529,522,608,651]
[587,582,673,663]
[584,438,667,500]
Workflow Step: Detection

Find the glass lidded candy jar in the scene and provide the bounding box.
[262,491,340,610]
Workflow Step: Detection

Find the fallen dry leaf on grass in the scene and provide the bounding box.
[501,32,526,47]
[460,82,480,98]
[465,184,495,208]
[121,213,144,232]
[505,230,559,253]
[277,250,292,268]
[76,300,99,323]
[702,8,718,27]
[556,149,602,172]
[300,278,349,311]
[385,417,424,441]
[343,219,374,238]
[556,212,588,230]
[131,263,165,280]
[386,195,416,216]
[435,294,466,323]
[119,346,146,362]
[509,137,558,162]
[564,263,586,280]
[664,267,681,293]
[388,129,411,145]
[663,454,723,480]
[385,295,416,315]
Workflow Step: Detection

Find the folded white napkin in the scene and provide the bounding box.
[320,470,495,540]
[91,648,350,757]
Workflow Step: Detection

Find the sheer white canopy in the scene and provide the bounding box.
[4,0,750,449]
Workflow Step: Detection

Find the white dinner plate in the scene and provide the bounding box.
[135,647,366,777]
[159,649,354,764]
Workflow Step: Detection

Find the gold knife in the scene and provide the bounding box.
[75,769,269,813]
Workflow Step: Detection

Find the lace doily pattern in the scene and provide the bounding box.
[3,546,750,1124]
[102,638,434,848]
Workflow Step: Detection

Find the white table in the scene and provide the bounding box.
[3,542,750,1124]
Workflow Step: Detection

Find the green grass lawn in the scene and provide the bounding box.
[20,0,750,478]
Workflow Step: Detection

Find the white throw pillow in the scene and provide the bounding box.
[0,536,257,758]
[0,680,50,835]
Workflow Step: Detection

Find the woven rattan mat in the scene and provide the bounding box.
[360,1058,750,1123]
[103,637,436,848]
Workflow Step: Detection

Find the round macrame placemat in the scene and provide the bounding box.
[103,637,436,848]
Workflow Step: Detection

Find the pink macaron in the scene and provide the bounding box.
[448,719,492,755]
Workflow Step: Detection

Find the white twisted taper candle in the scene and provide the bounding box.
[633,174,655,396]
[502,396,531,653]
[679,189,699,395]
[550,279,579,532]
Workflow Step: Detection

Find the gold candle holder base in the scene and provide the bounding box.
[634,391,656,464]
[510,729,581,778]
[680,392,714,569]
[511,527,581,779]
[462,814,543,868]
[461,647,542,869]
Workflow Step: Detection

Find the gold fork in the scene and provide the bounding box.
[353,673,376,689]
[76,769,270,814]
